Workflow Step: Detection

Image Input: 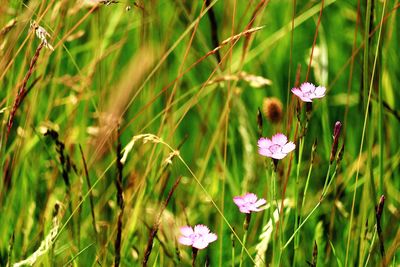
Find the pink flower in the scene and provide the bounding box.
[291,82,326,102]
[178,225,217,250]
[258,133,296,159]
[233,193,266,214]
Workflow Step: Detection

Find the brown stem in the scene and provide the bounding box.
[114,128,124,267]
[305,0,324,81]
[142,176,182,266]
[192,247,198,267]
[376,195,385,260]
[79,145,98,241]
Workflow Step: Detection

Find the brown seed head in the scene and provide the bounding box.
[262,97,283,124]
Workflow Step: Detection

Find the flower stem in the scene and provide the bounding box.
[300,150,315,216]
[321,164,332,197]
[271,164,281,265]
[192,247,198,267]
[231,231,235,267]
[293,135,305,266]
[239,214,251,267]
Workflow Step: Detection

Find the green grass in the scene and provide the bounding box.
[0,0,399,266]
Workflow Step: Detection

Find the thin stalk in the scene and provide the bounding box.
[321,164,332,197]
[231,232,235,267]
[276,166,284,267]
[300,147,315,216]
[362,0,372,110]
[378,53,384,196]
[293,133,305,266]
[364,226,377,267]
[239,214,251,267]
[78,145,98,241]
[298,141,317,244]
[283,203,320,250]
[238,230,248,267]
[271,165,277,264]
[114,128,124,267]
[285,0,297,127]
[271,165,281,266]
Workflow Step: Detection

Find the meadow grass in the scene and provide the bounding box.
[0,0,399,266]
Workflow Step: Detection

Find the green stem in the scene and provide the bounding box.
[378,53,384,196]
[231,232,235,267]
[238,231,248,267]
[298,143,316,246]
[321,164,332,197]
[271,166,280,265]
[300,156,314,218]
[239,214,251,267]
[293,135,305,266]
[363,226,377,267]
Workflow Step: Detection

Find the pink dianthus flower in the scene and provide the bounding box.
[178,225,217,250]
[233,193,266,214]
[291,82,326,102]
[258,133,295,160]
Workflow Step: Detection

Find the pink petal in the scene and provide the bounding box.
[239,207,251,213]
[300,82,315,92]
[192,239,209,250]
[180,226,194,237]
[233,196,246,206]
[292,88,312,102]
[244,193,257,203]
[258,148,272,157]
[194,225,210,235]
[313,86,326,97]
[291,88,303,97]
[206,233,217,243]
[282,142,296,153]
[250,206,260,212]
[178,236,193,246]
[258,138,272,148]
[298,95,313,102]
[271,133,288,146]
[254,198,267,207]
[270,152,287,160]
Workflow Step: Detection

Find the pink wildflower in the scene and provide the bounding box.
[178,225,217,250]
[258,133,295,160]
[233,193,266,214]
[291,82,326,102]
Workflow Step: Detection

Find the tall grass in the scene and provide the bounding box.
[0,0,399,266]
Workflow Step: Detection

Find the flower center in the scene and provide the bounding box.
[190,233,203,240]
[269,144,281,153]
